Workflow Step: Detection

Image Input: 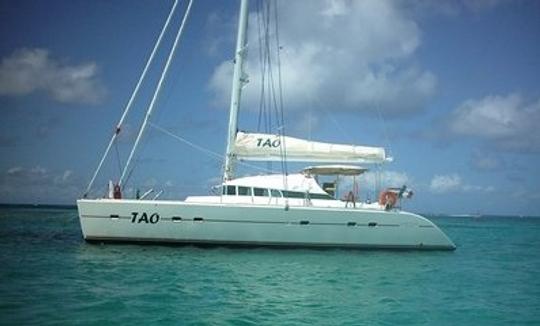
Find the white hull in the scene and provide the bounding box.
[77,199,456,250]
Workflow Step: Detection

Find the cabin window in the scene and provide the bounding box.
[226,185,236,195]
[271,190,333,200]
[270,189,282,198]
[322,182,336,197]
[282,190,305,199]
[238,186,251,196]
[254,188,269,197]
[309,193,333,200]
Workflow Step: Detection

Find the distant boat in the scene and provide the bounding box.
[77,0,455,250]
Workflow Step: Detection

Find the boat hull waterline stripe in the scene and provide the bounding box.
[84,236,451,250]
[81,214,404,227]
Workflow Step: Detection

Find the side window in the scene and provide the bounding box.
[226,185,236,195]
[270,189,282,198]
[238,186,251,196]
[310,193,333,200]
[282,191,305,198]
[254,188,269,197]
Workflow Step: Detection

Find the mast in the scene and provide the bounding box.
[223,0,249,181]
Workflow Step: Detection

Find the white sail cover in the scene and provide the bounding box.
[234,132,387,164]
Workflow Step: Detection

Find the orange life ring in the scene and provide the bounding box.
[378,190,397,209]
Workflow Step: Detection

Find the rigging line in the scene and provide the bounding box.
[122,124,153,191]
[323,109,354,144]
[306,88,354,144]
[83,0,179,197]
[150,122,223,159]
[256,0,266,132]
[266,2,275,168]
[272,0,288,192]
[260,2,284,181]
[257,1,272,172]
[261,3,270,133]
[376,103,393,158]
[264,1,273,134]
[123,161,137,192]
[119,0,195,186]
[273,0,285,127]
[113,140,123,180]
[258,1,271,134]
[264,3,279,131]
[148,122,274,173]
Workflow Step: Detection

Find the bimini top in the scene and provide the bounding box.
[302,165,368,176]
[223,173,328,195]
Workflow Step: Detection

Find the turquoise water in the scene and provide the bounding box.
[0,207,539,325]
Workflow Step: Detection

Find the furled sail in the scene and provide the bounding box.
[233,132,388,164]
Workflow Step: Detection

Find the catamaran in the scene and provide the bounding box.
[77,0,456,250]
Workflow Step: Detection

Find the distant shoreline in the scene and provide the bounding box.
[0,203,77,210]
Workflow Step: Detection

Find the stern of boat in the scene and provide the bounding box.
[409,212,456,250]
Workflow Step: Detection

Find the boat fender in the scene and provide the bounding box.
[378,190,397,210]
[113,184,122,199]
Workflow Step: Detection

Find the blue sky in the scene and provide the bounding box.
[1,0,539,216]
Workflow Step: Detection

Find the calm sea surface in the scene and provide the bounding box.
[0,206,539,325]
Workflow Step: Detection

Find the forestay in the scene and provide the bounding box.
[234,132,387,164]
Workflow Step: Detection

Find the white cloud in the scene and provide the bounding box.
[511,187,540,201]
[361,170,411,189]
[429,173,494,193]
[0,48,106,104]
[3,166,81,187]
[408,0,510,17]
[462,184,495,192]
[472,156,500,170]
[430,174,462,193]
[447,93,540,152]
[470,151,503,171]
[143,177,158,188]
[449,94,522,138]
[209,0,436,117]
[0,166,84,204]
[462,0,509,12]
[7,166,24,175]
[4,165,51,186]
[54,170,74,185]
[288,112,320,136]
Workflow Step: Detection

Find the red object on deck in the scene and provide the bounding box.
[113,184,122,199]
[378,190,397,208]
